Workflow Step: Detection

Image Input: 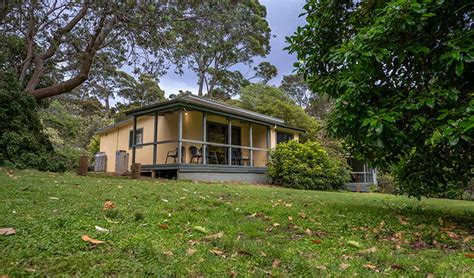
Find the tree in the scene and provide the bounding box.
[250,62,278,84]
[1,1,183,100]
[175,0,271,97]
[279,74,310,107]
[287,0,473,198]
[239,84,319,139]
[117,73,165,107]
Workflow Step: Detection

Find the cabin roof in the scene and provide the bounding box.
[96,94,305,135]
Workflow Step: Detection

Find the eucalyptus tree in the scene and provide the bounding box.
[1,0,184,100]
[175,0,272,97]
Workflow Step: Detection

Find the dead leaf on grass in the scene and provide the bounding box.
[187,248,197,256]
[288,216,293,221]
[103,201,115,210]
[299,212,307,219]
[272,259,281,268]
[391,264,405,270]
[464,253,474,259]
[312,239,322,244]
[446,231,459,239]
[463,236,473,243]
[305,228,312,236]
[158,224,169,230]
[272,223,280,227]
[316,265,327,270]
[210,247,225,256]
[260,251,267,257]
[358,247,376,254]
[363,263,378,271]
[339,263,350,270]
[81,235,105,244]
[163,251,173,256]
[397,215,409,225]
[203,232,224,241]
[0,228,16,236]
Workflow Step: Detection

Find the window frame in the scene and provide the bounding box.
[129,128,144,149]
[276,131,294,144]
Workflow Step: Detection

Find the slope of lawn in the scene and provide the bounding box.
[0,169,473,276]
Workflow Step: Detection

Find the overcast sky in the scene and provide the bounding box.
[159,0,307,97]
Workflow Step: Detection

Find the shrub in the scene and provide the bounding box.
[0,71,66,172]
[268,140,350,190]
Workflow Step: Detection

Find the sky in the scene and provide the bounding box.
[158,0,307,97]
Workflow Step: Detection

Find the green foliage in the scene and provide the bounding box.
[175,0,271,96]
[287,0,473,198]
[0,71,66,172]
[239,84,319,139]
[268,140,350,190]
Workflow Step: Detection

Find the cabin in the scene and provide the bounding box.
[95,95,303,183]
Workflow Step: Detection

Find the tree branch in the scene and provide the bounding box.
[30,15,113,100]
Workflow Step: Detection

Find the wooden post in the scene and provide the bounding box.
[131,163,141,179]
[132,115,137,165]
[228,119,232,165]
[177,109,183,164]
[77,155,89,176]
[266,126,271,161]
[249,123,253,167]
[153,112,158,165]
[202,112,207,164]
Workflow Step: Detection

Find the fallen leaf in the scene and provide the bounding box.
[161,199,169,203]
[316,265,327,270]
[465,253,474,259]
[288,216,293,221]
[339,263,350,270]
[187,248,197,256]
[81,235,105,244]
[103,201,115,210]
[446,231,459,239]
[411,240,428,250]
[95,226,110,233]
[272,223,280,227]
[397,215,408,225]
[299,212,307,219]
[358,247,376,254]
[284,203,292,207]
[193,226,208,234]
[312,239,322,244]
[347,240,363,249]
[413,266,421,272]
[463,236,473,243]
[363,263,377,270]
[260,251,267,257]
[237,250,252,256]
[391,264,405,270]
[158,224,169,229]
[163,251,173,256]
[0,228,16,236]
[203,232,224,241]
[272,259,281,268]
[210,247,225,256]
[49,197,59,200]
[305,228,312,236]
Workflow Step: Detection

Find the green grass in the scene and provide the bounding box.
[0,169,473,277]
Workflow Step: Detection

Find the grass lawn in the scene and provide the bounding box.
[0,169,473,276]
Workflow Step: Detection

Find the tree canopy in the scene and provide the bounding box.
[287,0,473,198]
[175,0,272,97]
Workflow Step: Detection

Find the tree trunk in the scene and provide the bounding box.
[197,71,205,97]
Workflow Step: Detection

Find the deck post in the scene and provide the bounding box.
[153,112,158,165]
[202,112,207,164]
[249,123,253,167]
[132,115,137,165]
[228,119,232,165]
[178,109,183,164]
[363,163,367,183]
[266,126,271,162]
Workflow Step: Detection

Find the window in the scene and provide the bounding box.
[129,128,143,148]
[276,131,294,144]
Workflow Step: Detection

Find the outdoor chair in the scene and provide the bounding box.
[165,146,185,164]
[231,150,243,165]
[206,148,219,164]
[189,146,202,164]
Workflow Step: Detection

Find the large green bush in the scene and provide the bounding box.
[0,71,66,172]
[268,140,350,190]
